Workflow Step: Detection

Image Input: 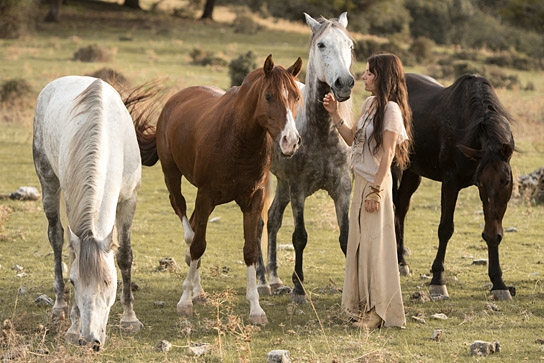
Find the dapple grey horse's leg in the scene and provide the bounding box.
[330,173,351,255]
[34,156,68,320]
[289,185,308,304]
[263,179,291,291]
[255,217,270,295]
[115,195,143,333]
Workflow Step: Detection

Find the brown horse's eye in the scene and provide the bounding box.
[265,94,272,102]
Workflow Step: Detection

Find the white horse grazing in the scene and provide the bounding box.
[33,76,145,350]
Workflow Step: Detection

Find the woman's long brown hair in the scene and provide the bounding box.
[367,53,412,169]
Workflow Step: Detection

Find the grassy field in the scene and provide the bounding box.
[1,1,544,362]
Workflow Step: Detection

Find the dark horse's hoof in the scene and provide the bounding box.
[289,290,307,304]
[491,289,513,300]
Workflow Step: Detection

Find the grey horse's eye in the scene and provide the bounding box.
[317,42,325,49]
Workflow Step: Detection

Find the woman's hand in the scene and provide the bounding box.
[323,92,338,115]
[364,198,380,213]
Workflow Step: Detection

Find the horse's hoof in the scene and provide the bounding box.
[257,285,272,296]
[399,264,411,276]
[429,284,449,298]
[491,289,513,301]
[270,282,283,291]
[120,319,143,333]
[65,331,80,345]
[289,291,307,304]
[52,306,69,321]
[249,314,268,325]
[192,293,207,305]
[177,303,193,316]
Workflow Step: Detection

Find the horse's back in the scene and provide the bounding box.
[34,76,140,202]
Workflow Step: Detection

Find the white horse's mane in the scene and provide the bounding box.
[65,79,112,288]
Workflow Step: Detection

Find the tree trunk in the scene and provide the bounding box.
[201,0,216,20]
[44,0,63,22]
[123,0,141,9]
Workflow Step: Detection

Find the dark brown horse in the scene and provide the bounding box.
[139,55,302,324]
[393,73,516,300]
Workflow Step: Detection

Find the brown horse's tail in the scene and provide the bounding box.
[123,80,163,167]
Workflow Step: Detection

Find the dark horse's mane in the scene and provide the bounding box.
[450,75,516,181]
[455,74,514,147]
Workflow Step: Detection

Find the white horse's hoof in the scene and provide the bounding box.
[399,264,411,276]
[120,319,143,333]
[429,284,449,298]
[249,314,268,325]
[491,290,513,301]
[192,293,207,305]
[177,303,193,316]
[257,285,272,296]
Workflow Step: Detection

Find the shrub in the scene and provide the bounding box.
[229,51,257,87]
[410,37,435,63]
[73,44,114,62]
[0,79,32,103]
[233,14,261,34]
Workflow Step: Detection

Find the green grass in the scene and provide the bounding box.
[1,2,544,362]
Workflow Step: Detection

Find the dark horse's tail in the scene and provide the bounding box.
[122,81,161,167]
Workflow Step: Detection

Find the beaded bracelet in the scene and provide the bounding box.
[334,119,344,129]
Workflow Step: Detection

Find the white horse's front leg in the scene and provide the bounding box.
[177,259,199,316]
[247,264,268,325]
[65,303,81,344]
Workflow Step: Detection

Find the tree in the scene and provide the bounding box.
[201,0,216,20]
[123,0,141,9]
[44,0,63,22]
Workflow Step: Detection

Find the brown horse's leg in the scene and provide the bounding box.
[242,209,268,325]
[177,192,213,316]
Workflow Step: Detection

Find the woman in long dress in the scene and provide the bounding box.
[323,53,412,329]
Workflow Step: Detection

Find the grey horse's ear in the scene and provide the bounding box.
[338,12,348,28]
[304,12,320,33]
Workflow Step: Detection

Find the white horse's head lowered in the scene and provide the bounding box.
[67,228,117,351]
[304,12,354,102]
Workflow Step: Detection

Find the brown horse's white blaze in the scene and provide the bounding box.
[279,86,301,156]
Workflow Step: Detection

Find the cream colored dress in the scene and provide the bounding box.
[341,96,407,328]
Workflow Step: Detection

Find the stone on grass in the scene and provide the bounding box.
[267,349,291,363]
[156,340,172,352]
[470,340,500,356]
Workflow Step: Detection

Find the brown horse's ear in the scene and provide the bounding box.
[288,57,303,78]
[457,144,482,161]
[501,143,514,161]
[264,54,274,76]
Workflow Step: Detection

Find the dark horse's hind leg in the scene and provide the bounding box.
[393,170,421,276]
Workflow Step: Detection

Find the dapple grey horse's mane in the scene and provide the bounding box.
[65,79,115,288]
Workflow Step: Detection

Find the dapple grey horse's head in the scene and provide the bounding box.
[305,12,354,102]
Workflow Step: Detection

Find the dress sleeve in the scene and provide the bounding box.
[384,101,408,144]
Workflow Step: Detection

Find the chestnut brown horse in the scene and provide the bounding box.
[393,73,516,300]
[139,55,302,324]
